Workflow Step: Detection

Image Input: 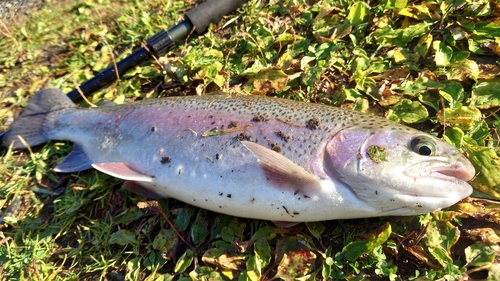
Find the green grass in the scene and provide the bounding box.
[1,0,500,280]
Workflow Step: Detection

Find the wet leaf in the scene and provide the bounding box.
[436,106,482,131]
[387,99,428,123]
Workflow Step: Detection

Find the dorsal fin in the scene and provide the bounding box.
[241,141,321,198]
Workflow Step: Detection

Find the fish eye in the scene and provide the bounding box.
[409,136,436,156]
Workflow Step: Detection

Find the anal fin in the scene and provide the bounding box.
[54,144,93,172]
[241,141,321,198]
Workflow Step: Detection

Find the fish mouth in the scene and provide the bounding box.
[404,160,475,182]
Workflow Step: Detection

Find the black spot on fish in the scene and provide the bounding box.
[160,156,171,164]
[216,153,222,160]
[293,211,300,215]
[251,198,255,203]
[227,194,232,198]
[151,127,157,132]
[219,192,223,196]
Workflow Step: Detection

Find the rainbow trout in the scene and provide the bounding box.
[2,89,474,222]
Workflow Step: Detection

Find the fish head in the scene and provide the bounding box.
[324,124,475,215]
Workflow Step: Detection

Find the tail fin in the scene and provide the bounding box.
[2,88,76,148]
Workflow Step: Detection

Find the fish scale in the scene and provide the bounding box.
[2,89,475,222]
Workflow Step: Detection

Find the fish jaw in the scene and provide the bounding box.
[403,158,474,197]
[322,127,475,216]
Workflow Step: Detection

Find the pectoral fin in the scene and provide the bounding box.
[241,141,321,197]
[92,163,154,182]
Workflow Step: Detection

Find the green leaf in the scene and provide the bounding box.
[473,22,500,38]
[221,226,235,242]
[465,143,500,199]
[174,207,195,232]
[152,228,178,253]
[273,237,317,280]
[436,106,482,131]
[402,23,430,44]
[109,229,137,246]
[433,40,453,67]
[254,237,271,270]
[342,222,392,261]
[251,226,277,241]
[191,222,208,245]
[439,82,464,107]
[471,81,500,109]
[417,33,433,56]
[347,2,370,26]
[384,0,407,9]
[423,219,459,267]
[443,127,464,149]
[387,99,429,123]
[446,59,479,81]
[174,249,194,273]
[305,222,326,240]
[465,243,496,267]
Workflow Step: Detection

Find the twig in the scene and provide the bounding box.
[71,76,97,107]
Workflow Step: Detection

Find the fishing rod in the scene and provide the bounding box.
[66,0,249,102]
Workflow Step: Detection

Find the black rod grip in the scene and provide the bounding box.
[185,0,249,35]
